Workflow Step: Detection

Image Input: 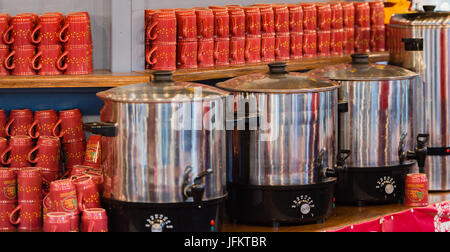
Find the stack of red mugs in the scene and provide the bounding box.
[146,9,177,71]
[243,6,261,64]
[194,8,214,68]
[253,4,274,63]
[176,9,198,69]
[228,6,245,65]
[330,3,344,56]
[0,14,10,76]
[369,1,386,52]
[342,2,355,55]
[210,7,230,67]
[288,4,303,60]
[300,3,317,58]
[316,3,332,57]
[273,4,290,61]
[354,2,371,53]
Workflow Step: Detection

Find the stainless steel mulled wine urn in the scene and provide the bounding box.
[84,71,229,232]
[389,6,450,191]
[216,63,340,225]
[309,54,423,206]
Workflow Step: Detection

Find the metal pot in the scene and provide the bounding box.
[85,71,229,232]
[216,63,340,224]
[389,6,450,191]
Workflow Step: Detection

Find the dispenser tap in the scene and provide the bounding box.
[399,133,429,173]
[182,167,213,208]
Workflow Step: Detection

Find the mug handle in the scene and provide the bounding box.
[56,51,69,71]
[31,24,42,44]
[4,118,14,137]
[213,41,219,62]
[2,25,14,45]
[28,120,40,139]
[58,23,69,43]
[231,41,238,60]
[244,40,250,60]
[182,20,188,38]
[217,18,224,37]
[290,14,295,31]
[275,15,280,33]
[231,19,237,36]
[262,15,268,33]
[52,119,64,138]
[275,37,281,57]
[88,220,95,232]
[4,50,16,70]
[180,45,187,65]
[43,193,53,211]
[9,204,21,225]
[145,46,157,66]
[27,145,40,164]
[0,146,12,166]
[31,51,43,71]
[200,18,207,38]
[146,21,158,41]
[50,225,57,233]
[77,192,85,212]
[261,40,266,59]
[198,43,204,64]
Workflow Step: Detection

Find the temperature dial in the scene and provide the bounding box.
[145,214,174,232]
[375,176,397,198]
[292,195,315,219]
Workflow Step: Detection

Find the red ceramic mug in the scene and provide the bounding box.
[355,27,371,53]
[176,10,197,41]
[0,202,16,231]
[28,109,59,138]
[317,30,331,57]
[177,40,198,69]
[146,42,177,71]
[301,3,317,31]
[275,34,290,61]
[229,8,246,37]
[4,46,37,76]
[212,8,230,38]
[31,45,64,76]
[31,13,63,46]
[2,15,36,46]
[44,179,78,214]
[259,6,275,34]
[27,136,61,170]
[245,35,261,64]
[53,109,85,144]
[82,170,103,193]
[0,137,7,155]
[9,201,42,231]
[83,135,102,169]
[0,168,17,203]
[67,165,91,179]
[344,28,355,54]
[369,1,385,26]
[195,8,214,39]
[73,176,101,212]
[288,4,303,33]
[5,109,33,137]
[274,5,290,34]
[16,167,43,202]
[147,10,177,43]
[230,37,245,66]
[197,39,214,68]
[244,7,261,35]
[355,2,371,28]
[81,208,108,232]
[303,30,317,58]
[43,212,71,232]
[63,141,86,169]
[39,167,59,194]
[59,13,91,46]
[0,46,9,76]
[331,3,344,30]
[0,14,10,47]
[370,25,386,52]
[342,2,355,28]
[261,34,275,62]
[1,135,33,168]
[57,45,92,75]
[290,32,303,60]
[331,29,344,56]
[0,110,7,137]
[214,38,230,66]
[317,4,332,31]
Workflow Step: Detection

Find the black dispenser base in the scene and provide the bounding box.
[102,197,225,232]
[226,178,336,226]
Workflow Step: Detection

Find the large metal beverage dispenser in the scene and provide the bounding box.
[217,63,340,225]
[389,6,450,191]
[84,72,229,232]
[310,54,424,206]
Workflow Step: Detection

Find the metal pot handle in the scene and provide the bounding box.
[83,122,118,137]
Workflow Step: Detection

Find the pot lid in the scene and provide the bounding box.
[97,72,229,103]
[308,54,419,81]
[216,63,340,94]
[391,5,450,26]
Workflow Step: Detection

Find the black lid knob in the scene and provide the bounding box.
[269,62,288,75]
[423,5,436,12]
[402,38,424,51]
[351,54,370,65]
[153,71,174,83]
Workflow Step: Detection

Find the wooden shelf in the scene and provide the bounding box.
[222,192,450,232]
[142,52,389,82]
[0,70,150,89]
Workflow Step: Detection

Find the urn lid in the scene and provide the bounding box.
[97,71,229,103]
[309,54,419,81]
[216,63,340,94]
[390,5,450,27]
